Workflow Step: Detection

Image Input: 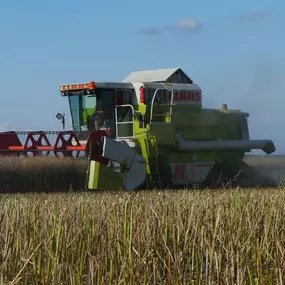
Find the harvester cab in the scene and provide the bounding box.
[60,81,136,141]
[59,80,149,191]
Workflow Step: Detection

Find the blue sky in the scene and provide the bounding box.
[1,0,285,153]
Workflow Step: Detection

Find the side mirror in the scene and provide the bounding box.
[56,113,65,130]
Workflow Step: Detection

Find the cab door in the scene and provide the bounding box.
[115,90,135,139]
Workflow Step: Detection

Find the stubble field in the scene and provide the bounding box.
[0,155,285,284]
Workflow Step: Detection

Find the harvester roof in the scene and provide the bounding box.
[122,67,193,84]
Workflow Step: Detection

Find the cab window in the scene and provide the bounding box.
[115,90,132,105]
[146,88,171,105]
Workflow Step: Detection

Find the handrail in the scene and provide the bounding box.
[149,89,174,125]
[115,104,135,139]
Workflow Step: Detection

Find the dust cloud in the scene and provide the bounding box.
[244,155,285,187]
[235,57,285,155]
[231,56,285,186]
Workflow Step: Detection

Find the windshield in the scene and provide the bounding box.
[68,89,115,132]
[68,95,96,131]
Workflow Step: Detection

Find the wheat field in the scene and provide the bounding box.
[0,155,285,284]
[0,154,284,193]
[1,188,285,284]
[0,156,88,193]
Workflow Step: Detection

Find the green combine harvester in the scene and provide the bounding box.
[0,68,276,190]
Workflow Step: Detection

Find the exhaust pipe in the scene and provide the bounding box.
[176,134,276,155]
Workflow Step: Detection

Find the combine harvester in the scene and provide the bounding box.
[0,68,276,190]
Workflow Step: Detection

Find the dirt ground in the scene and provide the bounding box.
[244,155,285,187]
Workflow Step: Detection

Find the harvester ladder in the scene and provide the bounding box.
[150,89,175,125]
[143,134,162,189]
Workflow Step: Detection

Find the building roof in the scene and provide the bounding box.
[122,67,193,84]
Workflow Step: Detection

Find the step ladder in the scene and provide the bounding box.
[144,135,162,189]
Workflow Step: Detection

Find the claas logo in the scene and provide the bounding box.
[169,91,201,102]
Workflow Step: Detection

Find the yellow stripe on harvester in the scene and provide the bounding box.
[88,160,100,190]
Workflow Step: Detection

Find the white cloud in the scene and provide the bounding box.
[136,18,204,36]
[176,19,202,29]
[165,18,204,31]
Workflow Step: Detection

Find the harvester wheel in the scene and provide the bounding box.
[203,161,242,189]
[157,154,173,189]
